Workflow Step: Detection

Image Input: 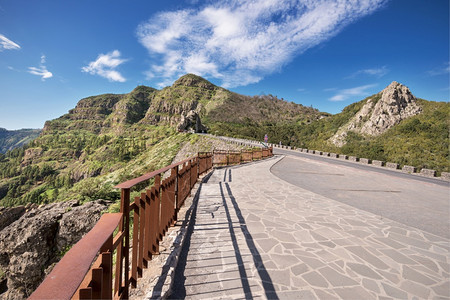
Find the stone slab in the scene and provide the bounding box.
[360,158,371,164]
[372,160,385,167]
[402,165,417,173]
[386,162,399,169]
[420,168,436,177]
[440,172,450,180]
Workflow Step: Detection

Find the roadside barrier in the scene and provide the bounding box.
[213,135,447,180]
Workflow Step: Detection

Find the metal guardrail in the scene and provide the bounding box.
[30,148,272,299]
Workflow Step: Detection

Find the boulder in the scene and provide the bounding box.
[0,199,111,299]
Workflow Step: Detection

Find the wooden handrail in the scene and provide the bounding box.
[29,213,122,300]
[115,156,194,189]
[30,148,272,299]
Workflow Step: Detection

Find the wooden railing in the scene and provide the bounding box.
[213,148,273,166]
[29,213,122,299]
[30,148,272,299]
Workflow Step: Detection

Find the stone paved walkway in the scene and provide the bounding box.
[170,156,450,299]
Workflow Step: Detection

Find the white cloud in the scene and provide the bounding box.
[427,62,450,76]
[28,54,53,80]
[0,34,20,51]
[82,50,127,82]
[347,66,389,78]
[137,0,387,88]
[329,84,376,101]
[28,66,53,80]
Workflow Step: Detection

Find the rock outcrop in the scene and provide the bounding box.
[0,200,111,300]
[177,110,207,133]
[330,81,422,146]
[0,206,26,231]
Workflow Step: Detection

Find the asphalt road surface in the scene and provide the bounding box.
[271,148,450,239]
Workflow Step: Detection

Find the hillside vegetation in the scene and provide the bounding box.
[2,74,318,207]
[222,83,449,174]
[0,75,448,207]
[292,98,449,173]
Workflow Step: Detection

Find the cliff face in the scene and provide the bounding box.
[0,200,111,299]
[43,73,324,135]
[330,81,422,146]
[42,86,157,134]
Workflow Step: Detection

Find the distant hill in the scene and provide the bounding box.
[0,128,41,153]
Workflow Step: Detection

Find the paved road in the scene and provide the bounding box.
[170,157,450,299]
[272,148,450,239]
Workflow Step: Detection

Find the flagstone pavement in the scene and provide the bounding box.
[170,156,450,299]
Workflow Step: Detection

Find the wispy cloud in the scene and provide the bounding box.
[82,50,127,82]
[28,55,53,80]
[427,62,450,76]
[0,34,20,51]
[329,84,376,101]
[137,0,387,88]
[347,66,389,78]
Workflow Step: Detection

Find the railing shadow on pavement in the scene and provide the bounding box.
[170,170,278,300]
[30,147,273,300]
[222,181,279,300]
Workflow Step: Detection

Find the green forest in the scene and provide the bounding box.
[0,126,194,207]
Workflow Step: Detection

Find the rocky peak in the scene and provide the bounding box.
[172,74,216,90]
[129,85,156,100]
[380,81,416,109]
[330,81,422,146]
[177,110,207,133]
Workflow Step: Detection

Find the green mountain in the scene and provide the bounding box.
[0,75,447,207]
[42,74,326,134]
[0,74,322,207]
[0,128,41,154]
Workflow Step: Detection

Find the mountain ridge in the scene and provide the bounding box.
[0,128,41,154]
[43,73,326,135]
[0,74,448,209]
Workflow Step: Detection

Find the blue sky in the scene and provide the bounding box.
[0,0,448,130]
